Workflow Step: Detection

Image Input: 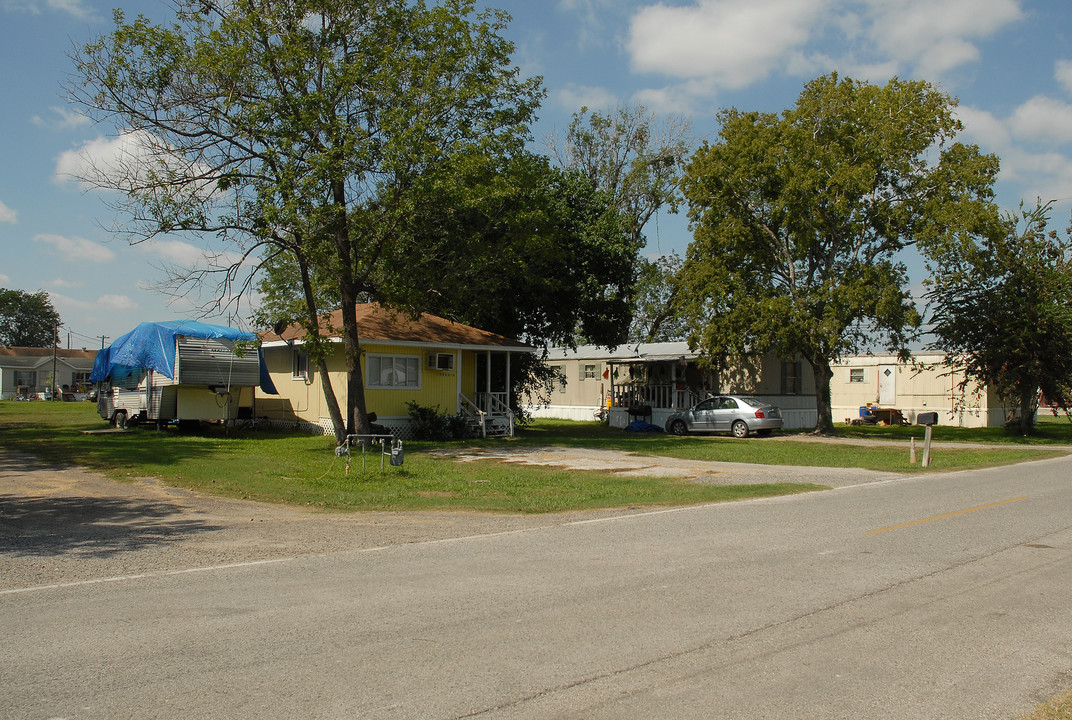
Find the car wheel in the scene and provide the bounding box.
[731,420,749,438]
[669,420,688,436]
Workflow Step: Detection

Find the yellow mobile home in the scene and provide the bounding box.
[259,304,533,437]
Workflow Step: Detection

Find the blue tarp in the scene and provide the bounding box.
[90,320,277,394]
[625,420,664,433]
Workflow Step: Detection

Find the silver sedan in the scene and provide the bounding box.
[665,395,783,438]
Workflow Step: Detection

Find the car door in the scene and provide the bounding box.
[711,396,739,432]
[689,397,719,431]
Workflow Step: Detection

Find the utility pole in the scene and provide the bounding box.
[52,320,59,402]
[98,335,108,349]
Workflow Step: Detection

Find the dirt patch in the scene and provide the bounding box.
[430,446,906,488]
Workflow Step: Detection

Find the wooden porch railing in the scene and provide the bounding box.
[612,384,700,410]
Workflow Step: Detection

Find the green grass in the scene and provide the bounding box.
[0,402,818,513]
[834,413,1072,445]
[0,402,1064,514]
[509,419,1061,473]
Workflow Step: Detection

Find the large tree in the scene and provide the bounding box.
[677,74,1001,433]
[924,200,1072,435]
[0,289,60,348]
[71,0,541,443]
[627,253,687,344]
[252,149,639,414]
[547,103,692,251]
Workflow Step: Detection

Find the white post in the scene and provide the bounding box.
[922,425,933,467]
[506,351,513,436]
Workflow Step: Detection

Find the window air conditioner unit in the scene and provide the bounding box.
[427,353,455,371]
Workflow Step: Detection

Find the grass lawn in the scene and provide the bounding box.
[1021,686,1072,720]
[510,419,1064,473]
[0,402,1065,514]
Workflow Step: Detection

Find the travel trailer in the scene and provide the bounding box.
[91,321,275,428]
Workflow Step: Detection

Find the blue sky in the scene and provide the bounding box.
[1,0,1070,348]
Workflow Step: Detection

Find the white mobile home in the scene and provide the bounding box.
[529,343,818,430]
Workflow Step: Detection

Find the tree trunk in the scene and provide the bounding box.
[1018,388,1036,436]
[316,356,346,445]
[338,290,372,438]
[297,255,346,444]
[811,359,835,434]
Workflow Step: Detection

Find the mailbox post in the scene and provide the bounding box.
[917,412,938,467]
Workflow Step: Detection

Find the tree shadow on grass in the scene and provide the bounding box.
[0,493,223,559]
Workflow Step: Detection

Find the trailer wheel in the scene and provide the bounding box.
[113,411,127,429]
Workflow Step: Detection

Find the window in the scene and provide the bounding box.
[546,366,567,394]
[368,354,420,389]
[849,368,865,383]
[292,349,309,380]
[581,363,598,380]
[427,353,455,371]
[72,371,91,391]
[781,361,801,395]
[14,370,36,390]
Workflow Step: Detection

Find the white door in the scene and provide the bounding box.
[878,365,897,405]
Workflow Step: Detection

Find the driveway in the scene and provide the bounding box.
[432,445,907,487]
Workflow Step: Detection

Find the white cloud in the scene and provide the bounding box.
[55,132,150,189]
[864,0,1023,77]
[47,291,133,313]
[34,234,116,263]
[55,129,209,198]
[628,0,828,88]
[956,105,1072,209]
[1055,59,1072,96]
[97,294,137,310]
[143,239,213,266]
[624,0,1023,104]
[0,0,92,18]
[1009,96,1072,145]
[0,199,16,224]
[552,84,622,113]
[31,106,91,131]
[48,278,84,289]
[0,273,10,285]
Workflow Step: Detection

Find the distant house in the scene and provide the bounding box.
[532,345,1014,431]
[258,304,534,437]
[0,347,97,400]
[528,342,818,430]
[830,353,1007,428]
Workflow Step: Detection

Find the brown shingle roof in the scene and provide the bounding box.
[260,304,531,349]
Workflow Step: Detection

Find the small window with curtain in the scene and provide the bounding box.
[368,354,421,389]
[849,368,865,383]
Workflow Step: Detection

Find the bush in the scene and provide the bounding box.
[406,402,473,440]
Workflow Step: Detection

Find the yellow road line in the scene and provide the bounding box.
[868,496,1027,535]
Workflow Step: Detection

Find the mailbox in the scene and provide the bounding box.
[917,412,939,426]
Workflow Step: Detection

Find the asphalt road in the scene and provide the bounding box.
[3,449,1072,719]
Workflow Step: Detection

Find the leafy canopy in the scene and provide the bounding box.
[0,289,61,348]
[924,200,1072,434]
[71,0,544,440]
[678,73,1001,432]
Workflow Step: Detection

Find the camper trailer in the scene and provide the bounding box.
[91,321,275,428]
